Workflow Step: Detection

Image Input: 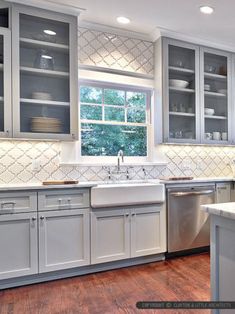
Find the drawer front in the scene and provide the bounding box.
[38,189,90,211]
[0,192,37,214]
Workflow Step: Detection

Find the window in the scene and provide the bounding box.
[80,83,151,157]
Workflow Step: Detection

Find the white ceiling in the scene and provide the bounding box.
[48,0,235,48]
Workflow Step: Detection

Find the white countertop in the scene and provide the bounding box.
[160,177,234,184]
[202,202,235,220]
[0,182,97,191]
[0,177,233,191]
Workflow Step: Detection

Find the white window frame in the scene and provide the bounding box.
[78,80,153,164]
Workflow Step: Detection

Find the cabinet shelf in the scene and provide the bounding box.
[169,111,195,117]
[169,66,195,75]
[20,66,69,78]
[20,37,69,52]
[204,72,227,80]
[205,115,227,120]
[204,91,227,98]
[169,87,195,93]
[20,98,70,106]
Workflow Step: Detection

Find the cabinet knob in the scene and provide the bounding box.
[32,217,37,221]
[40,216,45,220]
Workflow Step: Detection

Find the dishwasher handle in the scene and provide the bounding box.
[171,190,214,197]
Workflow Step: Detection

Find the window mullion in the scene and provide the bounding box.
[102,88,105,122]
[124,91,127,123]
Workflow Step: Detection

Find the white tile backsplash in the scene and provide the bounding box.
[0,141,234,183]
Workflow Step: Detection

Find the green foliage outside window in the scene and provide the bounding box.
[80,85,149,157]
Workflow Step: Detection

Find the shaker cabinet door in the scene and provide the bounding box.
[91,209,131,264]
[12,5,78,140]
[39,209,90,273]
[130,205,166,258]
[0,213,38,280]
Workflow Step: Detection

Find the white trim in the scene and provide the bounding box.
[78,21,153,42]
[7,0,84,16]
[151,27,235,54]
[79,69,154,89]
[59,161,168,167]
[79,65,154,80]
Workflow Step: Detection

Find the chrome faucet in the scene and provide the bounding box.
[117,150,124,171]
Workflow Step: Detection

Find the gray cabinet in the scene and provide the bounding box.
[162,38,200,143]
[39,208,90,272]
[200,47,232,144]
[12,4,78,140]
[131,205,166,258]
[216,183,231,203]
[91,205,166,264]
[156,37,233,145]
[0,212,38,280]
[91,209,130,264]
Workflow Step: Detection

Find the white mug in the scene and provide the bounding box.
[205,132,212,140]
[222,132,228,141]
[213,132,221,141]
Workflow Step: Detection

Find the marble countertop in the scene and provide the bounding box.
[0,182,97,191]
[202,202,235,220]
[0,177,233,191]
[160,177,234,184]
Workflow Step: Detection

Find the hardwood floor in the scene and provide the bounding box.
[0,253,210,314]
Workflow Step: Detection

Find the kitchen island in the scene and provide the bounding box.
[202,202,235,314]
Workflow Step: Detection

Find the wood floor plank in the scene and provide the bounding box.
[0,253,210,314]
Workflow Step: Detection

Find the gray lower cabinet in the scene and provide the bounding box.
[91,205,166,264]
[0,212,38,280]
[131,205,166,258]
[38,208,90,273]
[216,183,231,203]
[91,209,130,264]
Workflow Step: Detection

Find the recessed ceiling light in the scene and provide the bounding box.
[200,5,214,14]
[117,16,130,24]
[43,29,56,36]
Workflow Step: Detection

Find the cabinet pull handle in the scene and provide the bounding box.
[1,201,16,208]
[40,216,45,220]
[67,198,71,203]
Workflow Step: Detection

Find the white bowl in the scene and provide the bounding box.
[218,89,227,95]
[204,108,215,116]
[169,79,189,88]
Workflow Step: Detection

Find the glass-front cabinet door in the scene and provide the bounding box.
[163,39,200,143]
[0,28,11,138]
[12,5,78,140]
[201,48,231,144]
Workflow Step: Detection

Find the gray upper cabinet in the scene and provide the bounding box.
[157,37,233,145]
[200,47,232,144]
[11,4,78,140]
[162,38,200,143]
[0,8,12,138]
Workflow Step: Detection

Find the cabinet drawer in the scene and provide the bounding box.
[38,189,90,211]
[0,191,37,214]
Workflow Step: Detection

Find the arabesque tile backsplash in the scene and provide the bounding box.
[0,141,234,184]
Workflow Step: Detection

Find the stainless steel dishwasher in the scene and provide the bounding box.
[167,184,215,253]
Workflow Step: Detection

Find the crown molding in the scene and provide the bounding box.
[7,0,86,16]
[78,20,153,42]
[150,26,235,53]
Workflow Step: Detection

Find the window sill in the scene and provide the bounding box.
[59,161,168,167]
